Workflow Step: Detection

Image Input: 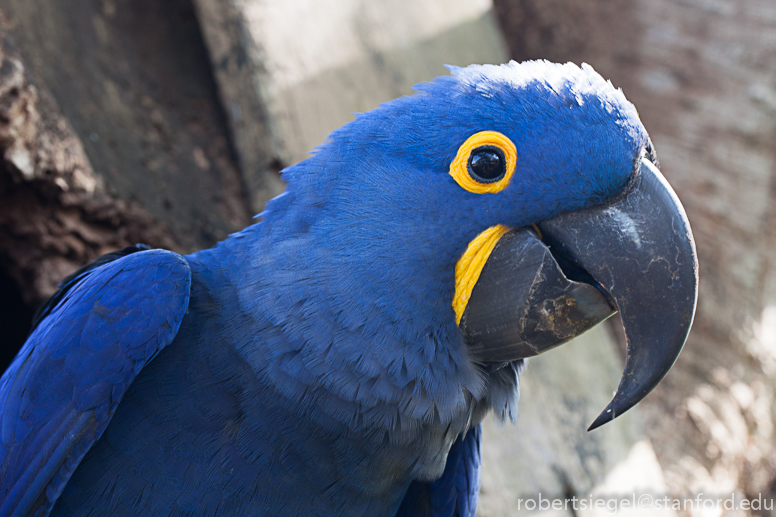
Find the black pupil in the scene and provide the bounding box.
[468,146,505,183]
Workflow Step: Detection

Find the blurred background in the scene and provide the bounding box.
[0,0,774,515]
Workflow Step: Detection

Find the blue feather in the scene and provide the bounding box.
[396,426,482,517]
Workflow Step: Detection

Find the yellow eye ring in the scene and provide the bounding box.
[449,131,517,194]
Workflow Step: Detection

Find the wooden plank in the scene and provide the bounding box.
[193,0,507,210]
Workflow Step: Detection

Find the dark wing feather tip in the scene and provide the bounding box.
[29,244,152,334]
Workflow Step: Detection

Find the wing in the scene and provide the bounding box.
[28,244,153,333]
[0,249,191,517]
[396,425,482,517]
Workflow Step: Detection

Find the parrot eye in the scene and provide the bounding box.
[449,130,517,194]
[468,146,506,183]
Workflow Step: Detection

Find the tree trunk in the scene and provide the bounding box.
[0,0,253,370]
[494,0,776,510]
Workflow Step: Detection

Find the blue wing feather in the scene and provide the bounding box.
[396,425,481,517]
[0,250,191,517]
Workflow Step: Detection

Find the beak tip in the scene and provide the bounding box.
[587,407,615,432]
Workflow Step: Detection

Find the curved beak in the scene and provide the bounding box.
[460,156,698,430]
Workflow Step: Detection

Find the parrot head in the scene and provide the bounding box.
[257,60,697,430]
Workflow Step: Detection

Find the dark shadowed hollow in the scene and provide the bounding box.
[0,267,34,372]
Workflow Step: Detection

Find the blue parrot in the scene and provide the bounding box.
[0,61,697,516]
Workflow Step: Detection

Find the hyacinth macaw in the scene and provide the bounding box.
[0,61,698,517]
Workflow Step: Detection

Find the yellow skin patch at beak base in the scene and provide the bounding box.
[453,224,511,324]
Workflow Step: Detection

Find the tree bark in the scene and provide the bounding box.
[0,0,253,370]
[494,0,776,510]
